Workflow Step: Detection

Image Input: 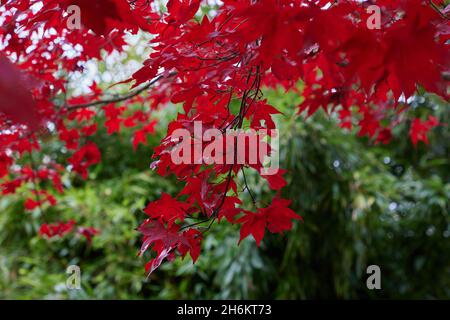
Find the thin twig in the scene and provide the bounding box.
[241,166,256,205]
[65,72,176,111]
[430,1,449,20]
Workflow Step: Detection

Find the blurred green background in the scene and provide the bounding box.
[0,85,449,299]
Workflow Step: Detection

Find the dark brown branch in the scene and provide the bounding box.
[430,1,449,20]
[65,72,176,111]
[241,166,256,205]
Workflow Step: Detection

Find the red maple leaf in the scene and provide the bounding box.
[143,193,190,227]
[237,196,302,246]
[410,116,440,145]
[0,57,40,129]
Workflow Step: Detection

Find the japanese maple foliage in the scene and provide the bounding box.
[0,0,448,274]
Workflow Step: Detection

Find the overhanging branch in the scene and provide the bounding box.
[65,72,177,111]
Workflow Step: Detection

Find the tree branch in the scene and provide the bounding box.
[65,72,177,111]
[430,1,449,20]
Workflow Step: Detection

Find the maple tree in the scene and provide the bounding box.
[0,0,448,274]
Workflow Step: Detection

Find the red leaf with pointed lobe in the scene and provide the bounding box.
[237,196,301,246]
[143,193,190,227]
